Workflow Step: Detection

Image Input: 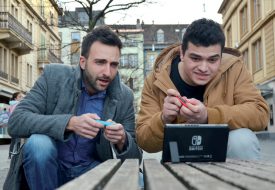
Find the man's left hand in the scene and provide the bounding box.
[104,123,126,151]
[179,98,208,124]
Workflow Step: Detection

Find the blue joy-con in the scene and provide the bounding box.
[95,120,114,127]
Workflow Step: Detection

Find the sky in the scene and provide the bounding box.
[59,0,224,25]
[105,0,224,25]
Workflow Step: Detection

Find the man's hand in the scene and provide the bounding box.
[66,113,103,139]
[104,122,126,151]
[161,89,183,123]
[161,89,208,124]
[179,98,208,124]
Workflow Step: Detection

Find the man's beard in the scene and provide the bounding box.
[82,69,111,94]
[83,69,100,94]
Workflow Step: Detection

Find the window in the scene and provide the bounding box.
[27,63,33,87]
[40,0,45,18]
[146,54,155,70]
[10,53,19,84]
[71,32,80,42]
[50,12,54,26]
[71,52,80,65]
[226,25,232,47]
[123,39,138,47]
[120,54,138,68]
[0,47,8,79]
[77,11,88,24]
[4,48,7,73]
[128,54,138,68]
[70,37,80,65]
[240,5,248,36]
[0,0,7,11]
[242,49,249,70]
[49,38,55,53]
[0,47,3,72]
[27,20,33,33]
[120,55,128,67]
[252,38,262,73]
[0,47,2,71]
[251,0,261,24]
[157,29,164,43]
[39,34,46,61]
[11,4,18,19]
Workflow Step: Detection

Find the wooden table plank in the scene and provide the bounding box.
[104,159,139,190]
[143,159,187,190]
[166,163,241,190]
[226,158,275,172]
[57,159,121,190]
[190,162,275,190]
[214,161,275,183]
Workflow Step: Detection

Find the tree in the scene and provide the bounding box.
[59,0,149,31]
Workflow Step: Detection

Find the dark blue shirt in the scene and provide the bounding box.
[57,83,106,167]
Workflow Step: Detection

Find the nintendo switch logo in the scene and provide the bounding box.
[192,136,202,145]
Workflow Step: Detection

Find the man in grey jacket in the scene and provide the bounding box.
[8,26,142,189]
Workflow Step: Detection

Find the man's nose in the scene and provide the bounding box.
[102,64,111,76]
[198,61,208,72]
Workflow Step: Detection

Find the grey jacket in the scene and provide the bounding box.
[8,64,142,162]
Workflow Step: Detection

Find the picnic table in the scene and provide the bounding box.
[57,158,275,190]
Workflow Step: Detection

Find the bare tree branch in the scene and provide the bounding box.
[60,0,151,31]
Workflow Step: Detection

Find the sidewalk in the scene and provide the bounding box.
[0,145,10,189]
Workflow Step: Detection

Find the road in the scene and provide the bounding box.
[0,134,274,189]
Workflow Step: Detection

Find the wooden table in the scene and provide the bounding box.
[144,159,275,190]
[58,158,275,190]
[57,159,140,190]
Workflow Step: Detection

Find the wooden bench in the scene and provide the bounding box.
[57,159,140,190]
[144,159,275,190]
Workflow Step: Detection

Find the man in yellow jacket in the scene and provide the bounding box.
[136,18,269,160]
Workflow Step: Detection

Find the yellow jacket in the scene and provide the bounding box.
[136,44,269,153]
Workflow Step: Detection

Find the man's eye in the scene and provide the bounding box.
[208,58,219,63]
[111,63,119,68]
[191,57,200,61]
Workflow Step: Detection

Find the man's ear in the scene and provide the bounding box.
[79,56,86,70]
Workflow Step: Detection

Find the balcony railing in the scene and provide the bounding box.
[37,48,47,62]
[11,75,19,84]
[0,12,32,44]
[0,70,8,79]
[38,48,63,64]
[49,49,63,63]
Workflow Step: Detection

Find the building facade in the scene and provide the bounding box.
[143,23,188,76]
[58,8,104,65]
[0,0,62,137]
[112,27,144,113]
[218,0,275,131]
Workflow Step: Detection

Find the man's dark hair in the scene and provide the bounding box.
[181,18,225,54]
[81,25,122,58]
[11,92,21,101]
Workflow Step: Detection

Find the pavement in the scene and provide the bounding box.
[0,145,10,189]
[0,134,274,189]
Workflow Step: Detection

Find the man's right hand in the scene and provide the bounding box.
[161,89,183,124]
[66,113,104,139]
